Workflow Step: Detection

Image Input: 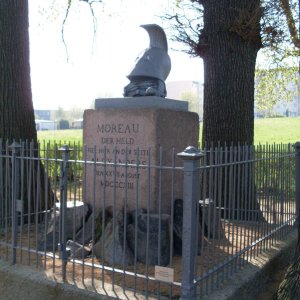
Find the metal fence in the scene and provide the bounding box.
[0,140,298,299]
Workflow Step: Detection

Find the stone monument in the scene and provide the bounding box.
[83,24,199,214]
[124,24,171,98]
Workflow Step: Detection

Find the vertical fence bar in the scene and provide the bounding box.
[169,147,175,298]
[19,143,24,264]
[9,142,21,265]
[288,144,292,226]
[35,142,41,268]
[59,145,72,281]
[92,146,96,288]
[52,143,58,273]
[145,147,151,297]
[199,147,207,297]
[178,146,202,300]
[157,146,163,298]
[0,139,3,230]
[82,145,87,284]
[286,144,289,225]
[72,145,77,281]
[5,141,10,261]
[27,141,33,265]
[43,143,50,269]
[122,146,130,292]
[295,142,300,228]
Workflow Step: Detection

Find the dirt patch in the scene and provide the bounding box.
[0,221,296,299]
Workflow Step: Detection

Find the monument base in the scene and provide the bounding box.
[94,96,188,111]
[83,97,199,214]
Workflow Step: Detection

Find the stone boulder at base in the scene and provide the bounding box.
[38,201,89,252]
[94,210,134,266]
[127,213,170,266]
[199,199,224,239]
[46,201,89,238]
[66,240,90,259]
[74,211,95,245]
[173,198,204,256]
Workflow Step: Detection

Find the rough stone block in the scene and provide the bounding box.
[66,240,90,259]
[38,201,89,251]
[173,198,203,256]
[199,198,224,239]
[127,213,170,266]
[94,210,134,266]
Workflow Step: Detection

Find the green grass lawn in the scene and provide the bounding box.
[38,117,300,145]
[37,129,82,144]
[254,117,300,144]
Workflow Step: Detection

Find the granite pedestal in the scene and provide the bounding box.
[83,97,199,214]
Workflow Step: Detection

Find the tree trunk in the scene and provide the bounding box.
[0,0,37,142]
[0,2,53,223]
[199,1,263,220]
[200,0,262,147]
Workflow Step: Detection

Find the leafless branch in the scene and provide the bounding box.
[61,0,72,61]
[279,0,300,49]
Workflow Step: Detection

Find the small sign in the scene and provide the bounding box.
[155,266,174,283]
[16,200,23,213]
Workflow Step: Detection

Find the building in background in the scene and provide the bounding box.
[254,69,300,118]
[166,81,203,120]
[35,119,58,131]
[34,109,51,120]
[272,94,300,117]
[72,119,83,129]
[34,108,84,129]
[254,93,300,118]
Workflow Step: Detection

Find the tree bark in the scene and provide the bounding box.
[0,0,37,142]
[198,1,263,220]
[200,0,262,147]
[0,2,53,221]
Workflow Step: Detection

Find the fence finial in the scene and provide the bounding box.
[177,146,203,160]
[58,144,72,153]
[9,141,22,153]
[177,145,202,300]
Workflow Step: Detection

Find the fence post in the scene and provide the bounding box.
[9,142,22,265]
[177,146,203,300]
[295,142,300,227]
[58,145,72,281]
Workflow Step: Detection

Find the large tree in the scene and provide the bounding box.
[164,0,300,146]
[0,0,102,142]
[0,0,102,217]
[0,1,36,141]
[201,0,261,146]
[163,0,300,223]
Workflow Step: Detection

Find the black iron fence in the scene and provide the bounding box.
[0,140,298,299]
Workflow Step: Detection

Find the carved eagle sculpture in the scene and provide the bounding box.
[123,24,171,98]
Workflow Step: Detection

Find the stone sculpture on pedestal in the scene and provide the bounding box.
[81,24,201,266]
[123,24,171,98]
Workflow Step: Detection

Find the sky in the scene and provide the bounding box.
[28,0,204,110]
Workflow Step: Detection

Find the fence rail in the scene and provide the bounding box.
[0,140,298,299]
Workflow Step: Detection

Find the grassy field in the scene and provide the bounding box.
[38,117,300,145]
[37,129,82,144]
[254,117,300,144]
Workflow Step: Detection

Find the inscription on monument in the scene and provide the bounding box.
[83,107,199,213]
[87,122,151,193]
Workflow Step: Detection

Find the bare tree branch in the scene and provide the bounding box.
[61,0,72,61]
[60,0,103,60]
[279,0,300,49]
